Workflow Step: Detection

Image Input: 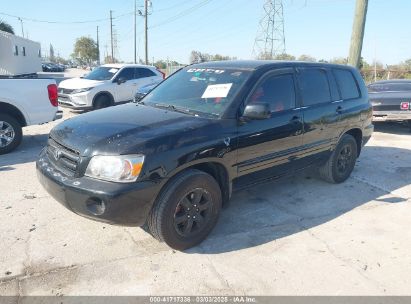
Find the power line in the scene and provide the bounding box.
[154,0,193,12]
[0,11,133,24]
[149,0,213,29]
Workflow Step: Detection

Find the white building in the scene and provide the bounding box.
[0,30,42,76]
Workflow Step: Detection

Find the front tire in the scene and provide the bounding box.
[318,134,358,184]
[93,94,112,110]
[0,114,22,155]
[147,169,222,250]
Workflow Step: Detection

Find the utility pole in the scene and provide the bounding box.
[110,10,114,63]
[18,17,24,38]
[96,26,100,65]
[252,0,286,59]
[134,0,137,64]
[348,0,368,68]
[144,0,149,65]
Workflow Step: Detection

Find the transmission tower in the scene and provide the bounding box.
[252,0,286,59]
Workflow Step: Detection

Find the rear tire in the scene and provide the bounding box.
[147,169,222,250]
[318,134,358,184]
[407,120,411,133]
[93,94,112,110]
[0,114,22,155]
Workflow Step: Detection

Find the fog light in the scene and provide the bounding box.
[86,197,106,215]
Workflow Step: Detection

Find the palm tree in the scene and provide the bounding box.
[0,20,15,34]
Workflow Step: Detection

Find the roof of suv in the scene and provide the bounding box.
[191,60,356,71]
[102,63,156,69]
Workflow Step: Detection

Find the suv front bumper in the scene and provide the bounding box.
[58,93,92,109]
[36,149,163,226]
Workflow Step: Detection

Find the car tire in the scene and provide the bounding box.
[93,94,112,110]
[147,169,222,250]
[318,134,358,184]
[0,114,23,155]
[407,120,411,132]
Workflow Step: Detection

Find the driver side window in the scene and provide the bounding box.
[116,68,135,81]
[249,73,296,113]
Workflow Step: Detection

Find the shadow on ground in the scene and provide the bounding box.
[189,145,411,254]
[374,121,411,135]
[0,133,48,168]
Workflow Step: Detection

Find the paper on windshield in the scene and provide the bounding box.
[201,83,233,99]
[109,68,119,73]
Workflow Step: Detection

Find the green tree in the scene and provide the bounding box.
[73,37,99,64]
[0,20,14,34]
[104,56,119,64]
[298,54,316,62]
[274,53,296,61]
[330,57,348,65]
[402,59,411,70]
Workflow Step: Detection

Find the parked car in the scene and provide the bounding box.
[42,62,64,72]
[133,80,162,103]
[0,78,62,154]
[368,79,411,131]
[37,61,373,250]
[57,64,164,110]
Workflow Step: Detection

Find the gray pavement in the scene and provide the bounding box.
[0,110,411,295]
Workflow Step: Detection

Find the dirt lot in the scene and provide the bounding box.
[0,108,411,295]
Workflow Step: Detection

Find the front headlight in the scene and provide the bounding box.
[72,87,94,94]
[85,155,145,183]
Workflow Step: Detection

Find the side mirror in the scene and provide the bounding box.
[242,102,271,120]
[117,77,127,85]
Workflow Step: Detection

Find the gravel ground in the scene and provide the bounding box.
[0,109,410,296]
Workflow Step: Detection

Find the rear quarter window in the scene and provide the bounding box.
[136,68,156,78]
[333,69,360,100]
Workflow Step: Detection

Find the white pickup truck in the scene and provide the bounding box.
[0,78,62,154]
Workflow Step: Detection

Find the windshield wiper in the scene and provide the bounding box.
[153,103,195,115]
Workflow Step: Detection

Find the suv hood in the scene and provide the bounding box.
[50,104,218,157]
[58,77,105,89]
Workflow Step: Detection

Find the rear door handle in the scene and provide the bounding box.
[290,116,301,123]
[336,106,343,114]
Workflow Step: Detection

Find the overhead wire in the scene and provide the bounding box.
[149,0,213,29]
[0,11,134,24]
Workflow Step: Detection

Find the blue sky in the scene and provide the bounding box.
[1,0,410,65]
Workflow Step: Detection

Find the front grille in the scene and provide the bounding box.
[46,137,80,176]
[59,88,74,94]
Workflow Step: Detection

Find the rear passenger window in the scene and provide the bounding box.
[249,74,296,112]
[297,68,331,106]
[333,69,360,100]
[136,68,156,78]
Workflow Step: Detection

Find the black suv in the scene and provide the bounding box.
[37,61,373,250]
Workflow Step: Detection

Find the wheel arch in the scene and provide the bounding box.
[0,102,27,127]
[342,128,363,157]
[153,160,232,208]
[92,91,114,107]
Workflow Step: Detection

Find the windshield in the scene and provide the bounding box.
[143,67,252,117]
[83,67,119,81]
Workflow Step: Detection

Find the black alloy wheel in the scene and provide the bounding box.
[173,188,213,238]
[147,169,222,250]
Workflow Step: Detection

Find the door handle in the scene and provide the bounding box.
[336,106,343,114]
[290,116,301,124]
